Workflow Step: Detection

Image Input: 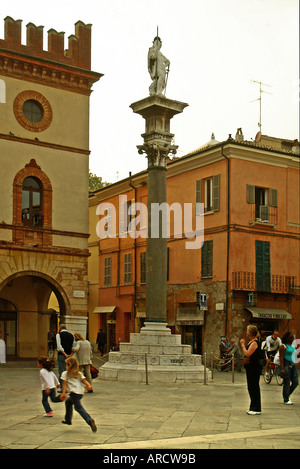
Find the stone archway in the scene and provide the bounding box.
[0,271,71,358]
[0,298,17,357]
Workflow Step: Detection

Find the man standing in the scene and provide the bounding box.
[265,330,282,379]
[96,328,107,356]
[56,325,74,387]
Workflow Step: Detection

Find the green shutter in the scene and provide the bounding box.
[256,240,271,291]
[247,184,255,203]
[196,180,202,215]
[202,240,213,277]
[269,188,278,207]
[213,174,220,211]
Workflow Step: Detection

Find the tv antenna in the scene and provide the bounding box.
[250,80,272,134]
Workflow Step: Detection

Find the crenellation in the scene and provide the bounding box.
[4,16,22,45]
[47,29,65,60]
[0,16,93,70]
[26,23,43,51]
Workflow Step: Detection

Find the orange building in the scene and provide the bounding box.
[88,132,300,356]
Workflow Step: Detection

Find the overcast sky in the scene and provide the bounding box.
[1,0,299,183]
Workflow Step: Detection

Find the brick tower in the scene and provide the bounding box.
[0,16,102,358]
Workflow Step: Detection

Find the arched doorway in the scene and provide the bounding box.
[0,271,70,358]
[0,298,17,357]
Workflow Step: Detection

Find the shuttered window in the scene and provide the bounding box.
[124,253,132,284]
[201,240,213,278]
[247,185,277,223]
[212,174,220,211]
[196,175,220,214]
[104,257,111,287]
[256,240,271,292]
[269,188,278,207]
[120,198,135,233]
[196,180,202,215]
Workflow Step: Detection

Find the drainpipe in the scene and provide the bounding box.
[129,172,137,332]
[221,139,231,336]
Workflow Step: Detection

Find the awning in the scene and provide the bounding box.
[93,306,116,314]
[246,307,292,320]
[136,311,146,318]
[176,308,205,325]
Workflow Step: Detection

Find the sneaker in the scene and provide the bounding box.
[62,420,72,425]
[89,419,97,432]
[284,400,293,405]
[43,411,53,417]
[247,411,261,415]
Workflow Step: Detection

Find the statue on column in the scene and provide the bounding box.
[148,35,170,97]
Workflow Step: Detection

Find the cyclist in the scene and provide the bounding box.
[265,331,282,380]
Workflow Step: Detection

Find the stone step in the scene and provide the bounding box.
[108,350,202,366]
[129,332,182,345]
[99,362,210,383]
[119,342,192,355]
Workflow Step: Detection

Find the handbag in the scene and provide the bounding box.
[90,364,99,379]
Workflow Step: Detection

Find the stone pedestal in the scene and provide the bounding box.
[99,323,208,383]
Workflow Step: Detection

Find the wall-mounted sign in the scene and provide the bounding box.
[73,290,85,298]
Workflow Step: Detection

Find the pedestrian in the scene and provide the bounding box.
[240,325,262,415]
[56,324,75,387]
[60,357,97,432]
[96,328,107,356]
[72,332,93,391]
[219,336,228,359]
[264,330,282,380]
[279,332,299,405]
[38,356,63,417]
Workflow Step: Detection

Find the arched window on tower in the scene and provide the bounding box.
[22,177,43,227]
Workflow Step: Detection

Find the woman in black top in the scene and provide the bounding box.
[240,325,262,415]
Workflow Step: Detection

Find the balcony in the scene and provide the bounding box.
[232,272,296,294]
[249,205,278,227]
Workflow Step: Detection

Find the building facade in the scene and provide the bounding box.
[88,132,300,356]
[0,16,101,358]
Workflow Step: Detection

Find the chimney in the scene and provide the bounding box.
[292,139,300,154]
[235,128,244,142]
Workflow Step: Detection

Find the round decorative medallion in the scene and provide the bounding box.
[13,90,52,132]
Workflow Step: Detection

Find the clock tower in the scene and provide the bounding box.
[0,16,102,357]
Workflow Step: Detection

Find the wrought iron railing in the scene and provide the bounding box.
[232,272,296,294]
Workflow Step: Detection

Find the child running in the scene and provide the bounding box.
[60,357,97,432]
[38,356,63,417]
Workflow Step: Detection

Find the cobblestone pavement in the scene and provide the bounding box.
[0,358,299,451]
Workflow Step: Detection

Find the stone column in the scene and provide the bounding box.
[130,95,188,326]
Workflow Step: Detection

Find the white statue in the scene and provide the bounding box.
[148,36,170,96]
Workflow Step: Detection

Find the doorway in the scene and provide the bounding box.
[182,326,203,354]
[0,312,17,356]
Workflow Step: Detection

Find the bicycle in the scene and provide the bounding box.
[263,361,283,385]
